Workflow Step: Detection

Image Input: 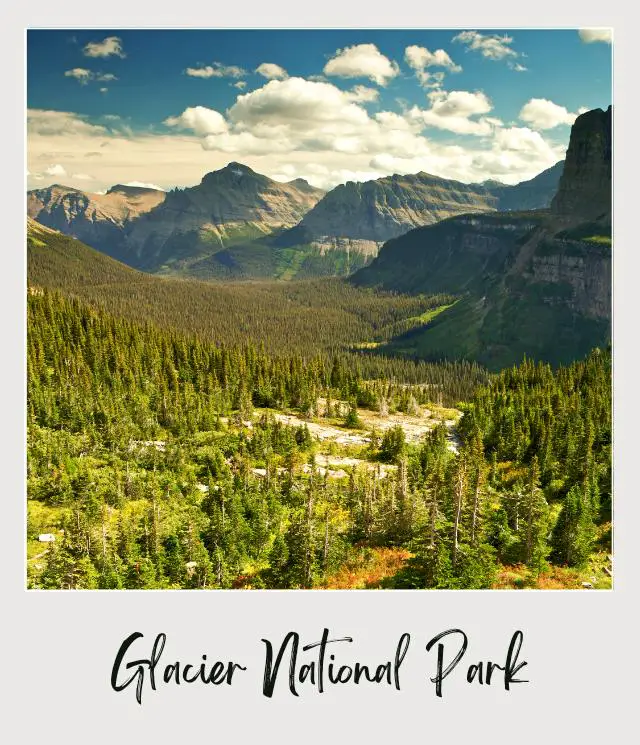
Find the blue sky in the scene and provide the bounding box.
[26,29,612,192]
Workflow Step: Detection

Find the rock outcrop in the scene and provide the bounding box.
[551,106,612,222]
[27,183,166,258]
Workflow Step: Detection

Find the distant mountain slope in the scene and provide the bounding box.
[352,108,611,370]
[489,160,565,212]
[27,183,166,262]
[27,161,561,281]
[274,163,563,264]
[125,162,325,272]
[28,163,324,273]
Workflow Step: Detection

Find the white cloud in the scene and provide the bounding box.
[323,43,400,86]
[164,106,228,136]
[233,81,247,90]
[255,62,288,80]
[28,82,568,194]
[99,87,108,94]
[64,68,93,84]
[71,173,94,181]
[64,69,118,85]
[184,63,246,79]
[28,109,108,137]
[409,90,495,136]
[519,98,587,130]
[405,45,462,86]
[45,164,67,176]
[227,77,370,132]
[579,29,613,44]
[453,31,519,61]
[512,63,528,72]
[83,36,125,59]
[345,85,380,103]
[124,181,165,191]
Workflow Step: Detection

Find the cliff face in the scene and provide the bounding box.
[286,164,562,260]
[297,173,499,248]
[526,238,611,320]
[27,184,166,258]
[353,212,545,295]
[352,107,611,369]
[551,106,612,222]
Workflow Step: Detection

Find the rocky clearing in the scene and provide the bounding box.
[264,402,462,479]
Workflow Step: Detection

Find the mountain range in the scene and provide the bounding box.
[28,160,563,281]
[275,161,564,262]
[26,106,611,369]
[353,106,612,369]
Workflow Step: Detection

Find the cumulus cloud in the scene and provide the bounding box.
[28,71,568,194]
[519,98,587,130]
[164,106,228,136]
[233,81,247,90]
[255,62,288,80]
[453,31,520,62]
[44,164,67,176]
[227,77,369,131]
[64,69,118,85]
[64,68,93,84]
[28,109,108,137]
[323,43,399,86]
[99,87,108,94]
[184,63,246,79]
[83,36,125,58]
[578,29,613,44]
[345,85,380,103]
[172,77,425,160]
[409,90,495,136]
[405,45,462,86]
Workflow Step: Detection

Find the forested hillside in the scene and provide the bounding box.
[27,291,611,590]
[28,219,467,371]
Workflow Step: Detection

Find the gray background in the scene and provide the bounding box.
[4,3,637,742]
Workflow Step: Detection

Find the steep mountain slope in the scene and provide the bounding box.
[26,217,460,364]
[28,163,324,273]
[275,163,563,264]
[27,183,166,261]
[489,160,564,212]
[551,106,612,222]
[125,162,324,272]
[352,108,611,370]
[27,161,561,281]
[27,217,144,287]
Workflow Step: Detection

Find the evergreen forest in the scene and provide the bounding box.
[27,286,611,590]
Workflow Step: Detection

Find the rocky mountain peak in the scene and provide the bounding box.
[551,106,612,222]
[199,162,260,186]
